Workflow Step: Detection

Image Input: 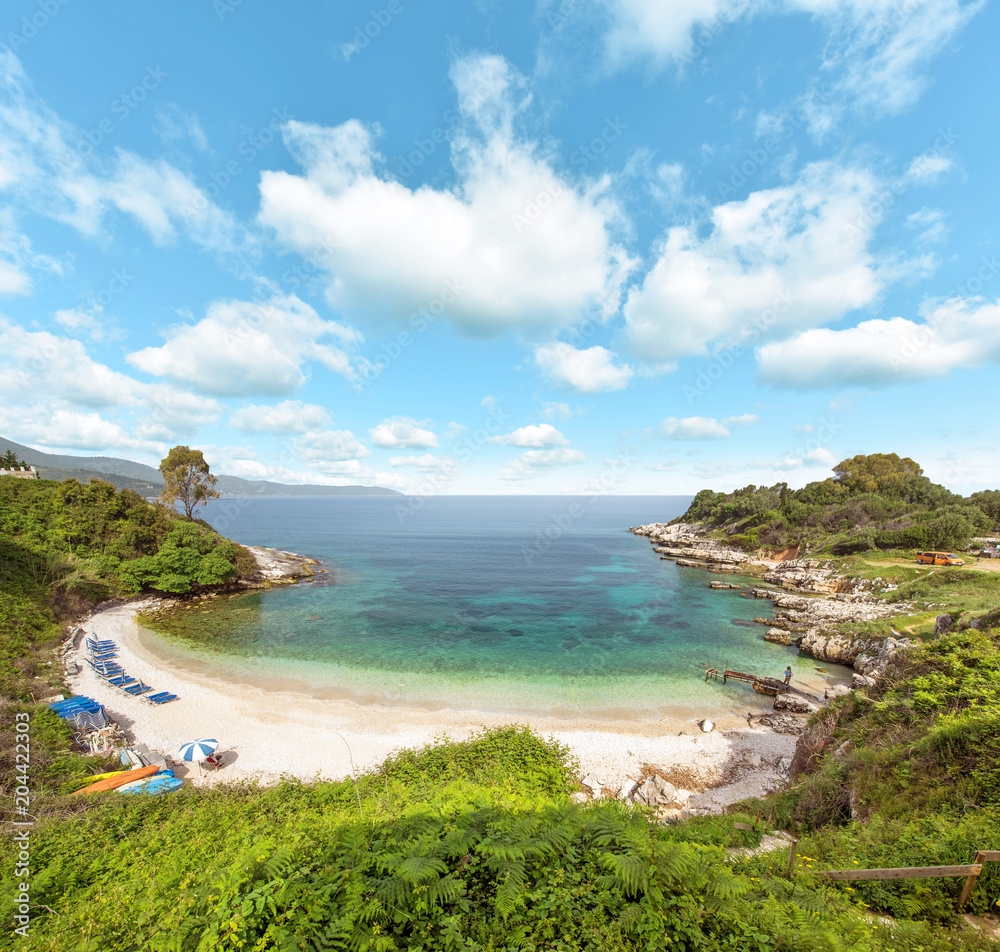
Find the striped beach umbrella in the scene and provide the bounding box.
[179,738,218,762]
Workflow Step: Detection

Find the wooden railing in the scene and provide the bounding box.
[731,823,997,908]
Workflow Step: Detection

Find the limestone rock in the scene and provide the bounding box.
[852,673,877,690]
[764,628,793,645]
[773,694,818,714]
[581,775,605,798]
[935,613,954,635]
[631,775,683,808]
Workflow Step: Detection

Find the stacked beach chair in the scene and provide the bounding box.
[84,635,179,704]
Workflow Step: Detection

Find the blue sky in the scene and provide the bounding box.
[1,0,997,494]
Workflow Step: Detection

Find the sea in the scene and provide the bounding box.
[138,495,850,720]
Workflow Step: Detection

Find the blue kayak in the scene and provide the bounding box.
[117,771,182,795]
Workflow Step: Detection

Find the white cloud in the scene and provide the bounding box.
[660,416,732,439]
[370,416,438,448]
[599,0,747,68]
[757,296,1000,388]
[593,0,981,126]
[153,105,210,152]
[906,207,948,245]
[296,429,370,462]
[0,318,221,452]
[230,400,332,434]
[388,453,458,474]
[534,341,633,391]
[905,153,956,184]
[0,53,246,257]
[625,163,889,363]
[539,401,576,421]
[806,447,836,465]
[127,294,361,397]
[499,447,587,480]
[258,54,634,337]
[489,423,569,447]
[0,258,29,295]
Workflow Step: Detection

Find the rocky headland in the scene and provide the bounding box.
[630,521,912,691]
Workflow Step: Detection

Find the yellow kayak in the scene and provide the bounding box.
[72,765,159,796]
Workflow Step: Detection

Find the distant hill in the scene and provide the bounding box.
[0,436,401,497]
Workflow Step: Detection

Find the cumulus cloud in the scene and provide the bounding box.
[659,416,733,439]
[489,423,569,447]
[499,447,587,481]
[0,318,221,451]
[757,296,1000,389]
[534,341,633,391]
[296,429,370,462]
[128,294,361,397]
[257,54,633,337]
[370,416,438,449]
[230,400,332,434]
[625,163,889,364]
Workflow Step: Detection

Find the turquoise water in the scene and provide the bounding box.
[140,496,849,717]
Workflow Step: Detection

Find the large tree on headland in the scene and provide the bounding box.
[158,446,219,520]
[832,453,924,497]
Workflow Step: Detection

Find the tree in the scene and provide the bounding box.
[832,453,924,497]
[158,446,219,520]
[2,450,21,469]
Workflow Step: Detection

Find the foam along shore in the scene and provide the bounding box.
[67,598,803,815]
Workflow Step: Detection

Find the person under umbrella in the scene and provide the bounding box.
[179,738,218,774]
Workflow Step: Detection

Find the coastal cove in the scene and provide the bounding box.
[133,495,851,721]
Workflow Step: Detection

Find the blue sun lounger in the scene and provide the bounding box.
[122,680,151,696]
[50,695,98,710]
[146,692,178,704]
[106,676,136,688]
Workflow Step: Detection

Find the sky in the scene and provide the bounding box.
[0,0,997,495]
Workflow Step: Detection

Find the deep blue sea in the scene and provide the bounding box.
[138,495,849,718]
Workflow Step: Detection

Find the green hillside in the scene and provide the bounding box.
[676,453,999,556]
[2,464,1000,949]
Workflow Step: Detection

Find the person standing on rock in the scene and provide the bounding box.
[784,666,792,685]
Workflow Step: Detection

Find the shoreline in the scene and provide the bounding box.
[66,598,804,814]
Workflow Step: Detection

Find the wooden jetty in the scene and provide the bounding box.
[705,665,822,703]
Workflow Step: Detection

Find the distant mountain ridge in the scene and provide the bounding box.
[0,437,401,496]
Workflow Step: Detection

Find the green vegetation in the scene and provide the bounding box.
[0,475,254,700]
[3,455,1000,948]
[678,453,996,556]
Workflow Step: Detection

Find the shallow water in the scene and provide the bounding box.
[139,495,850,717]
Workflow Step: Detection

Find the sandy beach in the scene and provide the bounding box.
[66,600,805,813]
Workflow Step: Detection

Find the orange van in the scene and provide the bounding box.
[915,550,965,566]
